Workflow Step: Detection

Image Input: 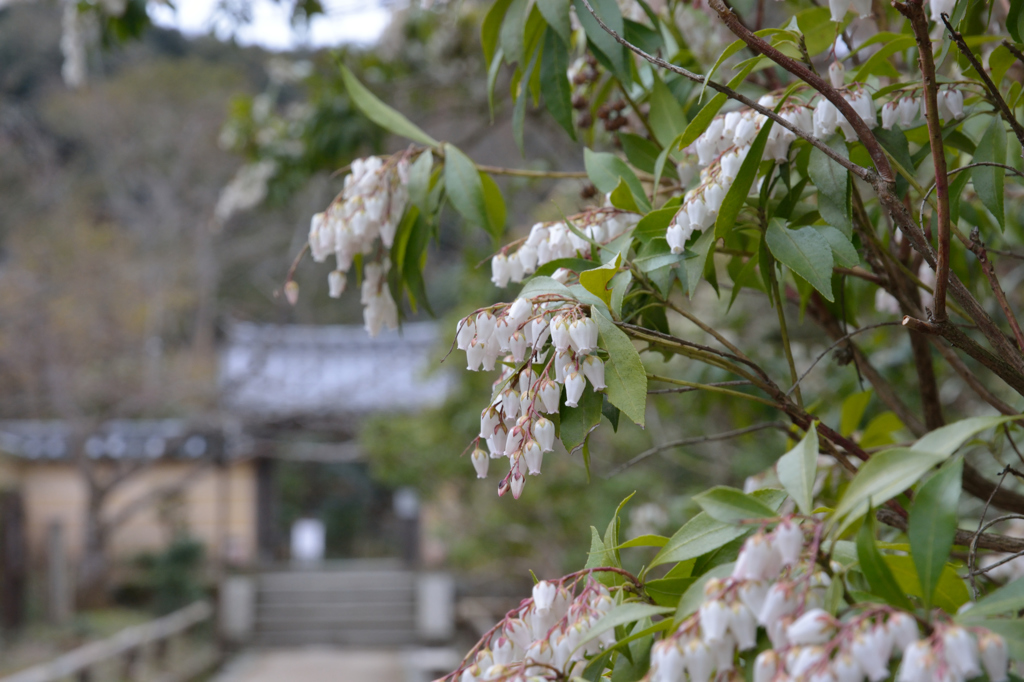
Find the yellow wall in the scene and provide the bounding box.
[12,459,257,565]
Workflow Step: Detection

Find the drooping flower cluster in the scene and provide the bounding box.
[668,97,813,251]
[491,209,639,288]
[881,87,965,130]
[457,296,606,497]
[649,517,1011,682]
[451,577,618,682]
[308,154,411,335]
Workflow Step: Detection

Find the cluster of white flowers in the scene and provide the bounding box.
[649,518,1010,682]
[881,88,965,130]
[308,154,411,336]
[668,97,812,252]
[454,578,617,682]
[458,297,606,497]
[491,209,638,287]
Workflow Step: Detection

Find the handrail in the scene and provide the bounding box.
[0,601,213,682]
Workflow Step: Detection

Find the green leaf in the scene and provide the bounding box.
[700,39,747,102]
[974,117,1008,230]
[693,486,778,524]
[634,207,678,243]
[540,28,576,140]
[857,518,913,609]
[1009,0,1024,44]
[832,447,949,536]
[406,151,433,212]
[580,254,621,309]
[444,144,500,238]
[595,311,647,426]
[340,66,438,147]
[676,62,759,151]
[519,274,574,299]
[482,0,515,67]
[651,490,786,568]
[813,225,859,268]
[959,576,1024,622]
[948,168,972,226]
[860,411,905,449]
[481,173,507,237]
[537,0,572,46]
[912,415,1023,456]
[617,534,669,549]
[884,555,970,613]
[777,426,818,515]
[609,177,642,213]
[584,149,650,212]
[714,120,773,240]
[909,458,963,609]
[645,577,696,607]
[500,0,529,65]
[574,603,673,654]
[648,73,686,148]
[586,525,619,570]
[560,386,604,452]
[765,218,835,301]
[808,137,852,237]
[572,0,630,82]
[620,133,674,177]
[686,228,716,299]
[852,36,916,81]
[840,390,872,436]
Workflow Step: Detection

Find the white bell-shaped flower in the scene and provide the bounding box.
[518,243,539,273]
[881,100,899,130]
[667,222,687,254]
[942,88,964,119]
[533,580,557,611]
[509,469,526,499]
[571,318,598,354]
[979,632,1009,682]
[650,639,686,682]
[491,254,510,287]
[554,350,574,384]
[721,148,745,179]
[829,60,846,88]
[700,599,730,643]
[492,638,515,666]
[942,626,980,680]
[487,424,508,458]
[896,640,932,682]
[852,629,892,682]
[538,380,561,414]
[753,650,778,682]
[758,582,797,625]
[550,315,572,353]
[503,618,532,651]
[466,338,486,371]
[829,0,852,20]
[509,332,528,363]
[687,198,709,231]
[500,387,521,419]
[887,612,919,652]
[813,99,839,138]
[737,580,768,616]
[476,311,496,340]
[898,96,919,128]
[832,652,862,682]
[683,638,713,682]
[493,317,515,351]
[523,439,543,474]
[507,297,533,327]
[507,252,525,283]
[734,533,781,581]
[480,342,501,372]
[471,446,489,478]
[787,608,835,646]
[728,601,757,650]
[581,356,606,390]
[457,317,476,351]
[480,406,501,438]
[533,416,555,452]
[773,519,804,566]
[850,0,871,18]
[930,0,955,22]
[564,371,585,407]
[328,270,346,298]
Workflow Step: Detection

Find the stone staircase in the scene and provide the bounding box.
[252,560,418,647]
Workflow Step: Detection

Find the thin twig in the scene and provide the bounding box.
[969,466,1012,598]
[575,0,873,181]
[919,162,1024,230]
[474,164,589,179]
[943,14,1024,150]
[967,226,1024,352]
[648,380,753,395]
[785,323,901,396]
[646,374,780,407]
[897,0,952,323]
[1003,40,1024,66]
[605,422,791,477]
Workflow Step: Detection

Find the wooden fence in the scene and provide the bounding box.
[0,602,218,682]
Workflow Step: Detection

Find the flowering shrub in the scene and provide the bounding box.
[291,0,1024,678]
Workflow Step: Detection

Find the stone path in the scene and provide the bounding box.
[212,647,461,682]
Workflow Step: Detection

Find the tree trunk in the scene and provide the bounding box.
[77,493,109,608]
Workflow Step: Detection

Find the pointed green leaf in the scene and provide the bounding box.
[777,426,818,514]
[560,386,604,452]
[808,137,852,237]
[912,415,1023,456]
[693,486,778,524]
[571,0,630,82]
[840,390,872,437]
[765,219,835,301]
[540,28,576,140]
[833,447,949,536]
[649,73,686,148]
[814,225,859,268]
[909,458,963,609]
[714,120,773,240]
[857,518,914,609]
[884,555,970,613]
[537,0,572,46]
[444,144,499,238]
[574,603,673,654]
[340,66,438,147]
[584,149,650,212]
[594,312,647,426]
[580,254,621,308]
[634,207,678,243]
[959,576,1024,622]
[974,118,1008,230]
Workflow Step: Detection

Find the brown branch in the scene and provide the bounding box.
[877,507,1024,553]
[963,463,1024,516]
[897,0,951,323]
[1003,40,1024,66]
[943,15,1024,150]
[968,227,1024,352]
[575,0,873,181]
[705,0,895,184]
[930,339,1022,418]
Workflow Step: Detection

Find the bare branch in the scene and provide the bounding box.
[968,227,1024,352]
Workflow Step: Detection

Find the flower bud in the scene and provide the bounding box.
[500,387,521,420]
[829,0,851,21]
[786,608,835,646]
[529,317,550,349]
[503,618,532,651]
[518,243,539,273]
[881,100,899,130]
[667,222,686,254]
[550,315,572,353]
[284,280,299,306]
[829,60,846,88]
[898,96,919,128]
[650,639,685,682]
[537,379,560,414]
[457,317,476,351]
[728,601,757,650]
[507,297,532,327]
[753,650,778,682]
[509,331,528,363]
[328,270,346,298]
[943,626,980,680]
[533,580,557,611]
[700,599,730,643]
[509,471,526,499]
[773,519,804,566]
[476,311,497,341]
[887,612,919,652]
[466,338,486,371]
[551,267,572,284]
